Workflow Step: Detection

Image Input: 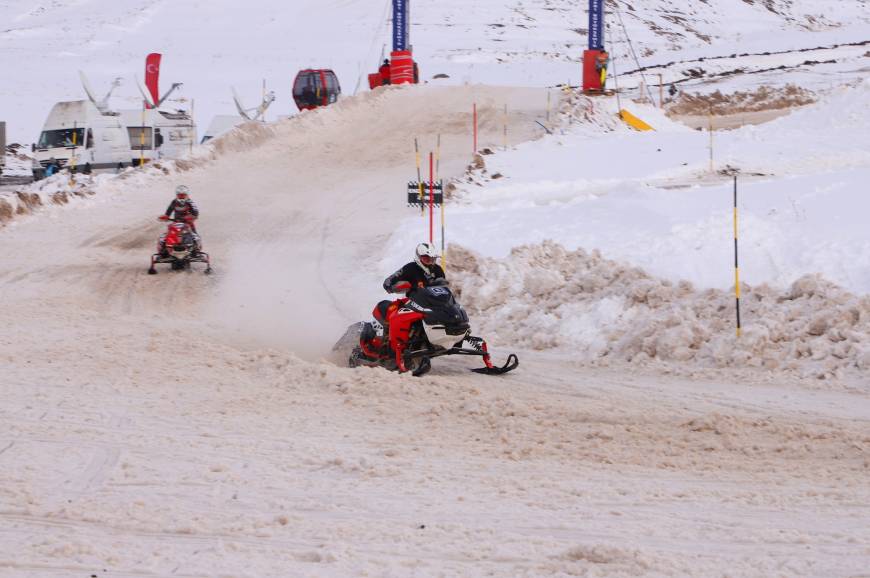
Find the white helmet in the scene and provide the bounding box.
[175,184,190,198]
[415,242,438,271]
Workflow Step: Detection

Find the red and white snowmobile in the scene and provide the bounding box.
[147,215,212,275]
[338,279,518,377]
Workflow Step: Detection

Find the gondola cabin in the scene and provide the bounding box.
[292,69,341,111]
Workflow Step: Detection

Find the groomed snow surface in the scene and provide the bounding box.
[2,0,870,574]
[1,82,868,577]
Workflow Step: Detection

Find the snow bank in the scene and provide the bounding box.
[0,174,101,225]
[448,242,870,380]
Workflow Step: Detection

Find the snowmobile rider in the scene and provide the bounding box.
[158,184,201,255]
[383,242,445,295]
[372,243,446,338]
[161,185,199,231]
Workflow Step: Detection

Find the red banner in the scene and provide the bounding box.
[145,53,162,108]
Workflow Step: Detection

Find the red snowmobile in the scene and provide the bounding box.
[147,215,212,275]
[338,279,518,377]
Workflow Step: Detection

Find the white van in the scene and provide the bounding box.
[32,101,196,180]
[200,115,245,144]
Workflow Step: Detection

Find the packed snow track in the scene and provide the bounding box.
[1,86,868,577]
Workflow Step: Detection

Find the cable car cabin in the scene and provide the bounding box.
[292,69,340,111]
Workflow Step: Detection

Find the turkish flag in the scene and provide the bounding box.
[145,53,162,108]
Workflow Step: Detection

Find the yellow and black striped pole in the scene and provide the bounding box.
[733,175,741,338]
[436,133,446,272]
[69,121,77,186]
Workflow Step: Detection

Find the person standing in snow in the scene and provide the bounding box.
[44,157,60,177]
[379,59,392,86]
[595,51,610,88]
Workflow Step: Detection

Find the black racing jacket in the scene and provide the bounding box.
[383,261,446,294]
[164,199,200,220]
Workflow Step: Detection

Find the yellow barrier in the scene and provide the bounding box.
[619,109,654,131]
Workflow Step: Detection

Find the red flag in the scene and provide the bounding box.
[145,53,162,109]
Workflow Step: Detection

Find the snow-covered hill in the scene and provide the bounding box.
[2,0,870,142]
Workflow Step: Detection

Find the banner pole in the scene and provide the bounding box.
[734,175,742,338]
[140,105,145,168]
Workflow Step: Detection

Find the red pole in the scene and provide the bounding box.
[473,102,478,154]
[429,152,434,244]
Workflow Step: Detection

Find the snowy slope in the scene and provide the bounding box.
[2,0,870,142]
[398,81,870,294]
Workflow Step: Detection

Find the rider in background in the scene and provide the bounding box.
[162,185,199,231]
[159,184,201,254]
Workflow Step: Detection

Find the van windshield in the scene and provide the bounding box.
[37,128,85,149]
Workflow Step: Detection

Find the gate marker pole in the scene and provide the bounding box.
[473,102,478,155]
[414,138,424,216]
[547,89,551,123]
[428,152,434,245]
[70,121,77,186]
[733,175,742,338]
[437,133,445,271]
[709,110,714,174]
[503,104,508,150]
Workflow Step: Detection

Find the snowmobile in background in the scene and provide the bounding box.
[147,215,211,275]
[337,279,518,377]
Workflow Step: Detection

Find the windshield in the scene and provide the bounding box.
[293,72,322,98]
[37,128,85,149]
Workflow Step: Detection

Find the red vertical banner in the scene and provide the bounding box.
[429,152,434,244]
[145,53,162,109]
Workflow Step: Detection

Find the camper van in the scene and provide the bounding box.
[31,101,196,180]
[200,115,245,144]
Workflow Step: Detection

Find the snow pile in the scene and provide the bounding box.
[448,242,870,379]
[667,83,817,115]
[0,173,101,224]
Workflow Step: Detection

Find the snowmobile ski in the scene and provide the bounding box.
[471,353,519,375]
